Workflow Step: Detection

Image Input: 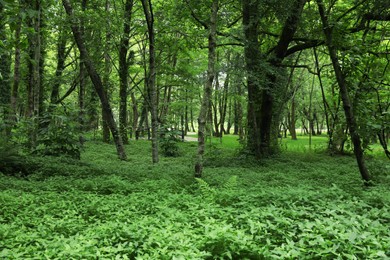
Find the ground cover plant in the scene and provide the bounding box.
[0,137,389,259]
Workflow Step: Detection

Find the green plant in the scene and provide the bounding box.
[33,112,81,159]
[159,127,181,157]
[0,138,27,177]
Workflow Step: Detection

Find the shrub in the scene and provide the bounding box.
[0,138,31,177]
[159,127,181,157]
[33,112,82,159]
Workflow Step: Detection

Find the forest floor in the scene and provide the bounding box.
[0,135,389,259]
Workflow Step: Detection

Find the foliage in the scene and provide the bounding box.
[0,140,389,258]
[159,127,182,157]
[0,138,30,177]
[33,111,82,160]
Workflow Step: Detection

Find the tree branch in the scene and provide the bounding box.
[285,40,325,57]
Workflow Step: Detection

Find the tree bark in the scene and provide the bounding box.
[118,0,133,144]
[243,0,306,157]
[0,1,11,137]
[102,0,112,144]
[195,0,218,178]
[62,0,127,160]
[50,30,67,104]
[10,6,22,124]
[141,0,159,163]
[317,0,370,184]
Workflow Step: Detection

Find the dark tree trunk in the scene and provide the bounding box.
[0,1,11,137]
[118,0,134,145]
[62,0,127,160]
[242,0,262,155]
[10,6,22,125]
[243,0,306,157]
[78,0,87,132]
[195,0,218,178]
[288,96,297,140]
[130,91,138,138]
[50,30,67,104]
[23,0,43,147]
[190,104,196,132]
[141,0,159,163]
[102,0,112,144]
[317,0,370,184]
[212,75,220,137]
[314,47,331,136]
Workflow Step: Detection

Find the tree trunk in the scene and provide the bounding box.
[219,64,229,137]
[317,0,370,184]
[242,0,262,155]
[118,0,133,144]
[102,0,112,144]
[78,0,87,132]
[10,6,22,125]
[288,96,297,140]
[130,91,138,138]
[0,1,11,137]
[314,47,331,136]
[62,0,127,160]
[50,30,67,104]
[195,0,218,178]
[141,0,159,163]
[243,0,306,157]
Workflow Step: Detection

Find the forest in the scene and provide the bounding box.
[0,0,389,258]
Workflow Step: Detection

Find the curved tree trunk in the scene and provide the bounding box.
[316,0,370,184]
[62,0,127,160]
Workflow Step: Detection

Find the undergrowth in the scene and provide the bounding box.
[0,139,389,259]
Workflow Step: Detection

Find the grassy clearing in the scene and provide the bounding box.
[0,137,389,259]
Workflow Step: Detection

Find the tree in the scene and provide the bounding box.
[118,0,134,145]
[243,0,308,157]
[0,1,11,136]
[141,0,159,163]
[195,0,218,178]
[316,0,370,184]
[62,0,127,160]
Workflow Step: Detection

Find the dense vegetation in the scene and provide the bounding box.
[0,0,389,257]
[1,137,389,258]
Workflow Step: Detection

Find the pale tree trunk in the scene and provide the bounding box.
[119,0,134,145]
[141,0,159,163]
[219,66,229,136]
[316,0,370,184]
[62,0,127,160]
[195,0,218,178]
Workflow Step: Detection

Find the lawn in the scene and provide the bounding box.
[0,136,389,259]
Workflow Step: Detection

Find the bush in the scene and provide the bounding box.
[33,113,82,159]
[159,127,181,157]
[0,138,31,177]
